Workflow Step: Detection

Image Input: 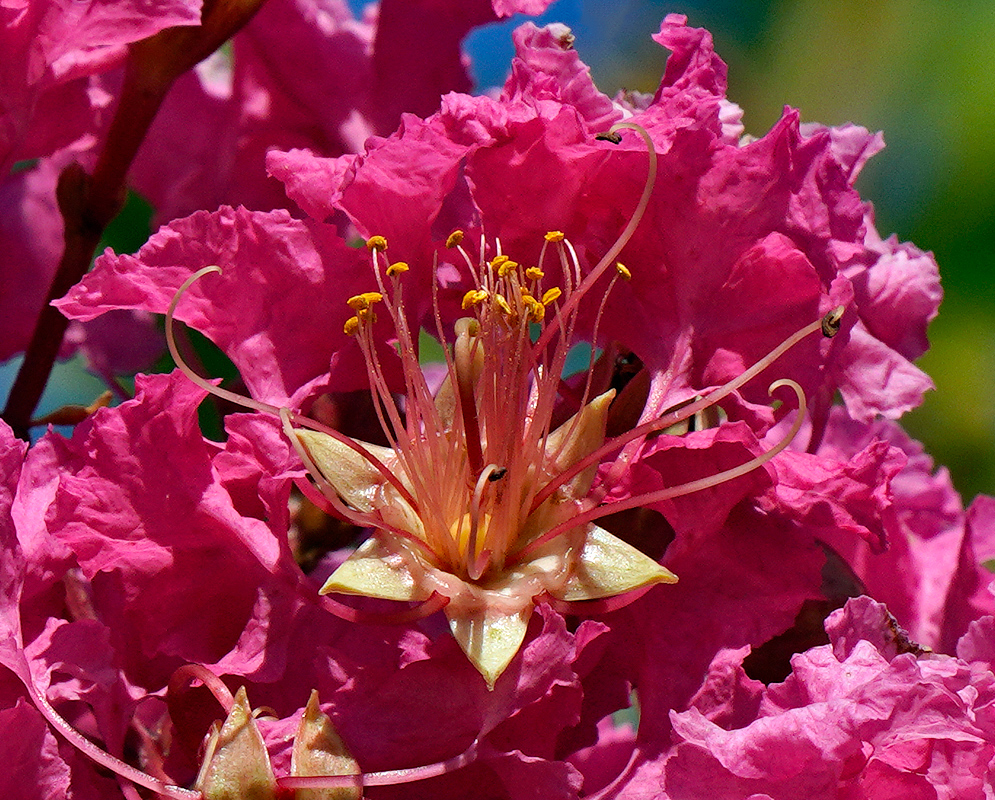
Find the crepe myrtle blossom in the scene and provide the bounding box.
[38,11,966,798]
[163,166,839,686]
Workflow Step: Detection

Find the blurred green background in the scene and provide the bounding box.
[10,0,993,502]
[471,0,995,502]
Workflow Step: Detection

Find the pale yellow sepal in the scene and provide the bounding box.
[320,536,431,602]
[195,687,276,800]
[448,606,531,690]
[291,690,361,800]
[295,430,397,513]
[552,525,678,602]
[543,390,615,498]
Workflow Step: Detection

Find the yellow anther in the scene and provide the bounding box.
[544,231,565,243]
[490,255,510,271]
[365,235,388,252]
[343,316,360,336]
[541,287,562,306]
[523,296,545,322]
[497,259,519,277]
[494,294,513,317]
[615,262,632,280]
[346,291,383,311]
[446,230,465,248]
[387,261,409,277]
[525,267,544,281]
[461,289,489,309]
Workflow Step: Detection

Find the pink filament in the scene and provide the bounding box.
[513,378,807,563]
[168,664,235,714]
[539,582,658,615]
[319,591,450,625]
[277,739,479,790]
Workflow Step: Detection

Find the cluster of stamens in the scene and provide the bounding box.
[333,225,630,584]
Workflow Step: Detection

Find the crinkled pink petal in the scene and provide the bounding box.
[625,505,824,743]
[856,223,941,360]
[502,22,619,131]
[40,373,290,680]
[0,699,71,800]
[813,410,991,653]
[1,0,200,168]
[0,421,29,683]
[608,422,773,546]
[132,0,375,225]
[663,598,995,799]
[56,207,374,404]
[491,0,554,14]
[835,321,935,420]
[824,595,919,662]
[686,646,764,730]
[767,437,906,553]
[940,495,995,650]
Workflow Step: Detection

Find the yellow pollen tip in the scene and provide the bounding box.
[497,260,519,278]
[524,296,545,322]
[541,287,562,306]
[446,230,465,248]
[494,293,513,316]
[462,289,489,309]
[346,291,383,311]
[386,261,409,277]
[343,316,360,336]
[525,267,544,281]
[615,262,632,280]
[365,235,388,252]
[544,231,565,243]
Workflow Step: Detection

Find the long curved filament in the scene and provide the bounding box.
[512,379,806,563]
[166,266,420,512]
[533,121,657,353]
[25,675,200,799]
[529,308,840,515]
[277,739,479,791]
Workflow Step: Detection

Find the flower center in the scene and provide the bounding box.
[340,228,622,583]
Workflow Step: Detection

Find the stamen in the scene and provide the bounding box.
[528,308,843,515]
[533,122,657,353]
[366,235,388,252]
[22,676,199,799]
[166,266,282,417]
[467,464,500,579]
[512,378,807,562]
[454,318,484,477]
[278,739,479,791]
[168,665,235,714]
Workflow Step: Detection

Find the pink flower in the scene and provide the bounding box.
[10,10,985,800]
[56,8,952,697]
